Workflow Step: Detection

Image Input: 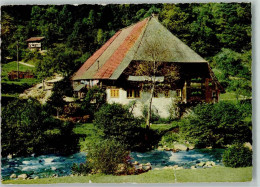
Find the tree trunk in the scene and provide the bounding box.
[146,61,157,130]
[146,80,155,130]
[57,108,59,118]
[42,79,45,91]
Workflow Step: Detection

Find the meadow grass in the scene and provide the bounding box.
[219,91,244,101]
[2,166,252,184]
[1,61,34,78]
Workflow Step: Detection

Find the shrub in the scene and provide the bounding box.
[222,143,252,167]
[71,163,92,175]
[87,139,130,174]
[1,98,79,156]
[47,77,73,116]
[180,102,252,148]
[159,131,180,147]
[81,86,106,119]
[94,103,142,150]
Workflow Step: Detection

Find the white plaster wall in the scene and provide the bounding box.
[106,88,177,118]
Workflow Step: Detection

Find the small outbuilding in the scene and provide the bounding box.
[26,37,45,51]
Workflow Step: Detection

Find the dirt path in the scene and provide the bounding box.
[19,61,35,67]
[19,74,63,104]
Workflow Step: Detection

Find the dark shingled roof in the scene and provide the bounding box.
[26,37,45,42]
[72,16,207,81]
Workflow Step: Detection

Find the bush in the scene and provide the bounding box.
[86,139,130,174]
[47,77,74,116]
[81,86,106,119]
[71,163,92,176]
[1,98,79,156]
[159,131,180,147]
[180,102,252,148]
[94,103,143,150]
[1,83,32,94]
[222,143,252,167]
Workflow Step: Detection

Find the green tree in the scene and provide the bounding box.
[2,98,79,156]
[81,86,106,119]
[180,102,252,148]
[222,143,252,167]
[47,77,73,117]
[94,103,142,150]
[87,139,130,175]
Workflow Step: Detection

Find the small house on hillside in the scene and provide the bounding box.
[26,37,45,51]
[72,15,224,118]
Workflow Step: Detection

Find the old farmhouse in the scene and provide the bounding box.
[72,15,224,118]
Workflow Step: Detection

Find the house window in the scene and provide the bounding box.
[127,89,140,98]
[110,89,119,98]
[165,90,170,98]
[176,89,182,97]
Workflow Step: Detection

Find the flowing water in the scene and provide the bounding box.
[1,149,224,180]
[130,149,224,168]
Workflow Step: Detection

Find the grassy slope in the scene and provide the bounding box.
[1,61,39,98]
[2,167,252,184]
[1,61,39,84]
[1,61,34,78]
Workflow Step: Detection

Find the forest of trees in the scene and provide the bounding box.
[1,3,251,96]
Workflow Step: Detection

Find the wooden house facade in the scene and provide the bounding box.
[26,37,45,51]
[72,15,224,118]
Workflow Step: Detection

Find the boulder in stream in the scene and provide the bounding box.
[18,174,28,180]
[10,174,17,179]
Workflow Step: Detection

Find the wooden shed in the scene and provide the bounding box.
[26,37,45,51]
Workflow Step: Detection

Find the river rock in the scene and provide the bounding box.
[7,154,12,159]
[51,167,57,171]
[197,162,205,167]
[191,166,196,169]
[157,146,164,151]
[34,176,39,180]
[172,149,180,153]
[51,174,58,178]
[132,161,139,165]
[143,165,152,171]
[10,174,17,179]
[205,161,215,167]
[18,174,28,180]
[144,162,151,166]
[174,144,187,151]
[176,167,184,170]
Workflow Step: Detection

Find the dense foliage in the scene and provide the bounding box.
[94,103,142,149]
[1,4,251,96]
[222,143,252,168]
[81,86,106,119]
[87,139,130,174]
[180,101,252,148]
[72,139,131,175]
[1,98,79,156]
[47,77,74,116]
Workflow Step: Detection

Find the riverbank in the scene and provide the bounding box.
[2,166,252,184]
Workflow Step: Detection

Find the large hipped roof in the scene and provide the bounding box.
[72,16,207,81]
